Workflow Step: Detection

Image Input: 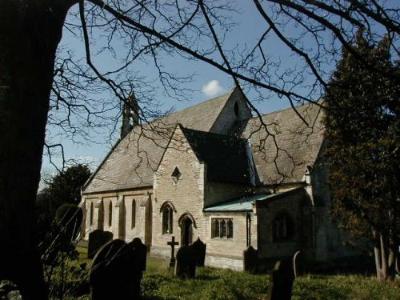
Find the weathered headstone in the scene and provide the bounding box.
[167,236,179,268]
[55,204,83,243]
[175,246,196,279]
[127,238,148,298]
[267,255,296,300]
[293,251,302,278]
[89,239,133,300]
[244,246,258,273]
[190,238,206,267]
[87,230,113,259]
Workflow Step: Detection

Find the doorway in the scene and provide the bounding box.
[180,215,193,246]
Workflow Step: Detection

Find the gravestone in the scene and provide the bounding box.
[293,251,301,278]
[167,236,179,268]
[127,238,148,298]
[89,239,133,300]
[175,246,196,279]
[55,204,83,243]
[244,246,258,273]
[267,253,298,300]
[190,238,206,267]
[87,230,113,259]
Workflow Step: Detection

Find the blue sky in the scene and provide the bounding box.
[41,1,329,180]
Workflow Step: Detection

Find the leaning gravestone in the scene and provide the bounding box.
[244,246,258,273]
[292,251,302,278]
[190,238,206,267]
[267,254,297,300]
[89,239,133,300]
[127,238,148,298]
[175,246,196,279]
[87,230,113,259]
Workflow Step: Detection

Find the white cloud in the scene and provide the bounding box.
[201,80,225,97]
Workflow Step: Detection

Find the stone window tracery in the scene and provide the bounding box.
[211,218,233,239]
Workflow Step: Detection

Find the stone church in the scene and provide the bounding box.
[80,87,352,270]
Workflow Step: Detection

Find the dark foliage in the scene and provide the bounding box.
[36,164,90,238]
[324,31,400,280]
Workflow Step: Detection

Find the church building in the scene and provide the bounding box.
[80,87,352,270]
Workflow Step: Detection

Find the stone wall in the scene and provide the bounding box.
[152,126,205,255]
[256,189,312,259]
[210,88,251,134]
[152,126,257,270]
[81,188,152,247]
[310,158,358,260]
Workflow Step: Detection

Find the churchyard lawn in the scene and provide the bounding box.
[142,257,400,300]
[65,246,400,300]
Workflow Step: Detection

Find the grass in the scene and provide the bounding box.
[57,247,400,300]
[142,257,400,300]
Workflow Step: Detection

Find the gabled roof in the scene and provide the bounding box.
[242,102,325,185]
[83,90,236,194]
[180,126,253,185]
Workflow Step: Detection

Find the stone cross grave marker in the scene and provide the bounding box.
[167,236,179,268]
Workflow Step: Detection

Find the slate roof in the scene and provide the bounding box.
[181,127,253,185]
[242,102,325,185]
[203,188,304,212]
[83,91,325,194]
[83,90,235,194]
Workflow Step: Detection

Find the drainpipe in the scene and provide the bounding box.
[246,213,251,247]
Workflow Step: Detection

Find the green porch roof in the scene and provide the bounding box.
[203,193,272,212]
[203,188,303,212]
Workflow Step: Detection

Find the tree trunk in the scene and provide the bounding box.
[373,231,397,281]
[0,1,72,299]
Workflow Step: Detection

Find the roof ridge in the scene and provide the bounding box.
[250,101,321,121]
[181,125,247,142]
[166,88,235,117]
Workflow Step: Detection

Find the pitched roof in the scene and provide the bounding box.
[242,102,325,185]
[181,127,253,185]
[83,90,235,194]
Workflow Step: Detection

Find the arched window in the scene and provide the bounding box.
[108,201,113,227]
[162,203,173,234]
[211,219,219,238]
[220,220,226,238]
[272,212,294,242]
[227,219,233,238]
[89,202,94,225]
[131,200,136,229]
[234,102,239,116]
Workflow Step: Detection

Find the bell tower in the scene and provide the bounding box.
[120,92,139,139]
